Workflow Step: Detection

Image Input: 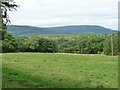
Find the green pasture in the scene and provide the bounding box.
[2,53,118,88]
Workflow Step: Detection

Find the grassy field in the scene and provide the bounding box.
[2,53,118,88]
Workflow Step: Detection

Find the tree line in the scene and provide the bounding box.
[1,31,119,56]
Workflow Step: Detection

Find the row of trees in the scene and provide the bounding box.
[57,33,119,55]
[2,34,58,53]
[1,32,119,56]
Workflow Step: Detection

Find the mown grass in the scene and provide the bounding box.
[2,53,118,88]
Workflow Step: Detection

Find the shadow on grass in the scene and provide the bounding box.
[2,67,82,88]
[2,67,118,89]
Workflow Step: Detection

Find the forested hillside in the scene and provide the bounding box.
[7,25,118,36]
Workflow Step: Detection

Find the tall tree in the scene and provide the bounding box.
[0,0,18,53]
[1,0,18,40]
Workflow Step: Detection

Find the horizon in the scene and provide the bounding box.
[8,0,118,30]
[8,24,117,30]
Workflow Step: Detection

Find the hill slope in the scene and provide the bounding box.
[7,25,117,36]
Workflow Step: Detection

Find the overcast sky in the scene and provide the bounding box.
[8,0,119,30]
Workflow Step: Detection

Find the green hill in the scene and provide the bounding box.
[7,25,118,36]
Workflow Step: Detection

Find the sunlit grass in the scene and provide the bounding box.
[2,53,118,88]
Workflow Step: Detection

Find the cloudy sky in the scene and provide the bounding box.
[8,0,119,30]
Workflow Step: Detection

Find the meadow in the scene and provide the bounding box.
[2,53,118,88]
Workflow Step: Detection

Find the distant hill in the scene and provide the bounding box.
[7,25,118,36]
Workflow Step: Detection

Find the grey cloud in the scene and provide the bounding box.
[8,0,119,30]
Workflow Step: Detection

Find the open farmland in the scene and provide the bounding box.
[2,53,118,88]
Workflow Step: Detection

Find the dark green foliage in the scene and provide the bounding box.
[2,32,18,53]
[103,33,119,55]
[28,37,58,53]
[1,23,7,40]
[16,36,29,52]
[2,32,119,55]
[56,33,106,54]
[16,36,58,53]
[79,37,104,54]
